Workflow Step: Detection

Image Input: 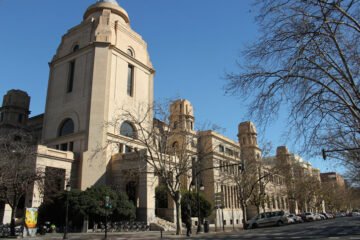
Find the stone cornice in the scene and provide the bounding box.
[110,45,155,74]
[36,153,75,163]
[43,131,85,145]
[49,43,99,66]
[199,130,239,148]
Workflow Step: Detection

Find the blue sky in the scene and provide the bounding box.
[0,0,343,173]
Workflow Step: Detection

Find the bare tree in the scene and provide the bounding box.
[224,155,279,227]
[0,128,44,235]
[104,102,197,235]
[225,0,360,175]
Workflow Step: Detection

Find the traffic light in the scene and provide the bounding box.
[322,149,327,160]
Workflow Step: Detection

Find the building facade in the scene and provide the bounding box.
[0,0,328,229]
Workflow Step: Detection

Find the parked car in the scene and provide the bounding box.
[287,214,303,223]
[247,211,289,229]
[286,216,295,224]
[335,212,346,217]
[304,212,315,221]
[352,211,360,216]
[321,212,332,219]
[314,213,326,220]
[313,213,322,220]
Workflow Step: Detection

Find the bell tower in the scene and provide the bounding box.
[169,99,195,133]
[0,90,30,128]
[238,121,262,161]
[41,0,155,189]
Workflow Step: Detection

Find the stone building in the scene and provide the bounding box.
[320,172,346,188]
[0,0,318,229]
[264,146,322,213]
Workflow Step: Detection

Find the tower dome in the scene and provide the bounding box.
[99,0,119,4]
[238,121,257,135]
[84,0,130,24]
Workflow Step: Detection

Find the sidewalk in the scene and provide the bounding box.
[9,229,240,240]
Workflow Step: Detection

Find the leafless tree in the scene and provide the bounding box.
[0,128,44,235]
[223,154,281,227]
[103,102,198,235]
[225,0,360,176]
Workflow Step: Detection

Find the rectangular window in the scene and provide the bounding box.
[67,60,75,93]
[69,142,74,152]
[125,145,132,153]
[127,64,134,96]
[219,145,224,152]
[226,148,234,156]
[60,143,68,151]
[18,114,23,123]
[0,112,3,122]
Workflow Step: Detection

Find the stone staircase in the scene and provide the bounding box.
[150,217,177,231]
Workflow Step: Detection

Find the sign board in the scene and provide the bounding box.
[25,208,38,229]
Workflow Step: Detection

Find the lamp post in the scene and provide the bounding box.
[63,183,71,240]
[191,179,204,234]
[104,195,112,240]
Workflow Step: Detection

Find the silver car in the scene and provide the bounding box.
[247,211,289,229]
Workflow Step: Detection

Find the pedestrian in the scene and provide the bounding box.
[186,218,192,237]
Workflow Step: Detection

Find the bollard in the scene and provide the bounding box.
[160,229,163,238]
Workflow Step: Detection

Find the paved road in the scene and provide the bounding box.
[14,216,360,240]
[190,216,360,240]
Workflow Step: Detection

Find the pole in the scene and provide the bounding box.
[221,207,225,232]
[105,196,108,240]
[196,177,202,233]
[104,195,110,240]
[105,210,108,240]
[63,190,69,239]
[232,204,235,231]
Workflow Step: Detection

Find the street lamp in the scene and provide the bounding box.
[63,183,71,240]
[192,181,204,234]
[104,196,111,240]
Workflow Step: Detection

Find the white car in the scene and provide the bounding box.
[352,211,360,216]
[304,212,315,221]
[286,216,295,224]
[287,214,303,223]
[247,211,289,229]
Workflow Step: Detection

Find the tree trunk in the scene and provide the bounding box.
[10,206,17,236]
[240,201,247,229]
[174,192,182,235]
[256,204,260,215]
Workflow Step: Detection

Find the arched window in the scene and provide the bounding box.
[172,141,178,149]
[73,44,79,52]
[58,119,74,137]
[127,48,134,57]
[120,121,136,138]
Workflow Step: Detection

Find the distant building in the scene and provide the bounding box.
[320,172,346,188]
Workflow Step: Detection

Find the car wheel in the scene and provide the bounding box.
[252,223,258,229]
[277,221,284,226]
